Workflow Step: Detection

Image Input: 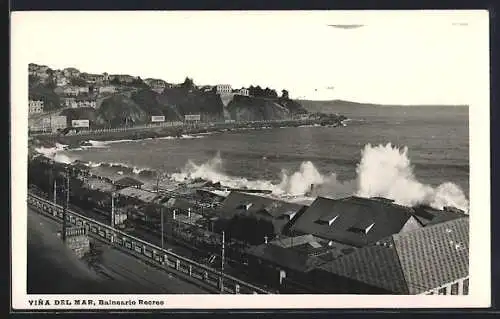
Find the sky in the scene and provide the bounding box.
[12,11,487,104]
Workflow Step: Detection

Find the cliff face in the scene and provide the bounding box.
[227,95,291,121]
[97,95,149,126]
[158,87,225,121]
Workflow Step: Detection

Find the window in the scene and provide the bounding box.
[451,282,459,295]
[463,278,469,295]
[438,287,447,295]
[348,221,375,234]
[315,215,339,226]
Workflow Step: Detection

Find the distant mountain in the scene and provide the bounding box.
[299,99,468,114]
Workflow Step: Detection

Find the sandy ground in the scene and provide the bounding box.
[27,207,209,294]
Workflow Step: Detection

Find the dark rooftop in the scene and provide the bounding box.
[217,192,305,220]
[315,217,469,294]
[113,176,144,188]
[289,196,415,247]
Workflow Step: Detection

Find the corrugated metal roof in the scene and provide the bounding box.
[289,196,414,247]
[316,217,469,294]
[393,216,469,294]
[318,239,409,294]
[114,176,144,188]
[217,192,304,220]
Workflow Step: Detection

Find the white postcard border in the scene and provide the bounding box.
[11,10,491,310]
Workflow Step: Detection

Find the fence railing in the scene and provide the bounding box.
[27,192,272,295]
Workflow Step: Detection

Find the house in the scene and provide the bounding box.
[81,73,106,84]
[216,191,307,236]
[28,100,44,114]
[75,97,97,109]
[110,74,136,84]
[116,187,160,203]
[144,78,167,93]
[54,86,87,96]
[63,67,81,78]
[238,88,249,96]
[62,97,77,108]
[97,85,118,94]
[56,76,70,87]
[113,176,144,190]
[288,196,465,248]
[50,115,67,131]
[307,217,469,295]
[216,84,232,95]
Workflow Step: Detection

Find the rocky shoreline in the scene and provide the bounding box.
[30,116,347,150]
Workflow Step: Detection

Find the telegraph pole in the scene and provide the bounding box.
[111,192,115,228]
[53,179,57,204]
[62,167,69,242]
[161,206,164,250]
[220,230,225,293]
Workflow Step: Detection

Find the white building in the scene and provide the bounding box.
[98,85,118,94]
[56,76,70,87]
[75,98,97,109]
[216,84,232,95]
[239,88,250,96]
[63,67,80,78]
[62,97,77,108]
[29,100,44,114]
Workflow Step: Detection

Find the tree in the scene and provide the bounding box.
[281,89,289,99]
[181,77,195,89]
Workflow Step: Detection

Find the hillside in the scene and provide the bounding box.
[227,95,291,121]
[157,87,225,122]
[27,63,311,125]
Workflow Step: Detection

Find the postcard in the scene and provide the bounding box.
[11,10,490,310]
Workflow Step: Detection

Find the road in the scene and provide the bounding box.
[27,206,210,294]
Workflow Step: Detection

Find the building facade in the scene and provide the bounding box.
[63,67,81,78]
[98,85,117,94]
[75,98,97,109]
[239,88,250,96]
[29,100,44,114]
[216,84,232,95]
[62,97,77,108]
[50,115,68,131]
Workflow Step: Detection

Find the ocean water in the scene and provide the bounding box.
[49,104,469,211]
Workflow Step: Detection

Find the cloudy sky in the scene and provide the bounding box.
[12,11,487,104]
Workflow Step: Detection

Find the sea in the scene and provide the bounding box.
[39,104,470,212]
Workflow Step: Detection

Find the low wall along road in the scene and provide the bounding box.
[27,192,271,295]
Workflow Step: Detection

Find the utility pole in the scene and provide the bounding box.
[111,192,115,228]
[53,179,57,204]
[62,167,69,242]
[161,206,164,250]
[220,230,225,294]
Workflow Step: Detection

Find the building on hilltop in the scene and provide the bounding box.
[288,196,466,248]
[97,85,118,94]
[29,115,67,132]
[238,88,250,96]
[216,84,232,95]
[75,96,97,109]
[29,100,44,114]
[63,67,81,78]
[144,78,167,93]
[306,217,469,294]
[62,96,77,108]
[55,76,70,87]
[54,85,89,96]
